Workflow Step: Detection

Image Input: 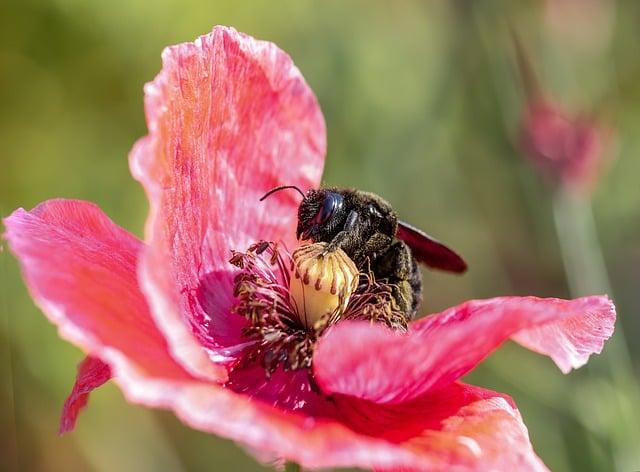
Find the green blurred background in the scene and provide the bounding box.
[2,0,640,470]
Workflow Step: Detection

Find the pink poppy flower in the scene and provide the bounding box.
[4,26,616,471]
[520,99,612,193]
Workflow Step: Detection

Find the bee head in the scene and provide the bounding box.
[296,188,346,242]
[259,185,347,243]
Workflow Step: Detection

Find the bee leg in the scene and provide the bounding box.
[322,210,360,255]
[352,232,392,267]
[372,240,423,320]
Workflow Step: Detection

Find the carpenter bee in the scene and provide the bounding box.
[260,185,467,320]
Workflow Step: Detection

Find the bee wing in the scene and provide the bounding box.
[396,221,467,273]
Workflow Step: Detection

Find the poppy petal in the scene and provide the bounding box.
[59,356,111,433]
[511,301,616,373]
[314,296,615,403]
[108,356,547,471]
[129,26,326,373]
[3,199,225,400]
[335,382,548,471]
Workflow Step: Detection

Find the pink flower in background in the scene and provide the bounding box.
[4,26,616,471]
[512,30,613,194]
[520,99,611,193]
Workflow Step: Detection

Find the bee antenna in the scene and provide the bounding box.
[259,185,306,202]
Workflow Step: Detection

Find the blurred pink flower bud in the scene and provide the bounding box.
[520,99,612,193]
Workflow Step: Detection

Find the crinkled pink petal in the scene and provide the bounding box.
[59,356,111,433]
[314,296,615,403]
[336,382,547,472]
[96,347,547,472]
[129,26,326,375]
[3,199,225,387]
[511,305,615,374]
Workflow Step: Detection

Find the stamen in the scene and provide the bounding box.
[229,241,408,377]
[230,241,311,376]
[341,270,408,332]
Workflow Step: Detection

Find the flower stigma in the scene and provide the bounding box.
[288,242,358,330]
[229,240,407,377]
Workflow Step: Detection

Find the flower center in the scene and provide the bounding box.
[229,240,407,377]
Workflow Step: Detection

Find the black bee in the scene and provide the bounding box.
[260,185,467,320]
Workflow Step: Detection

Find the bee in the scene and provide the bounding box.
[260,185,467,321]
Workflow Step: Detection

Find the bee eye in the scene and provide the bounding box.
[315,192,344,225]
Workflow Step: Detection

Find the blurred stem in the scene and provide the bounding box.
[552,187,640,469]
[552,188,612,296]
[284,462,301,472]
[510,27,541,102]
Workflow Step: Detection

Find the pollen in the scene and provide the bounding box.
[289,242,359,330]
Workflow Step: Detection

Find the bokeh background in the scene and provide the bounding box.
[2,1,640,471]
